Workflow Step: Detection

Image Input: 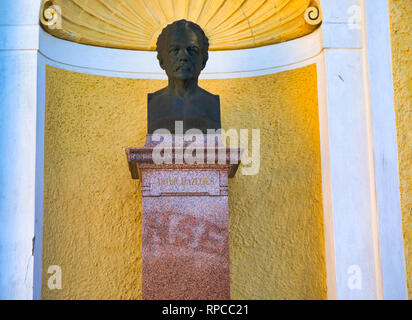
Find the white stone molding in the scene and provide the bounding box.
[38,27,323,79]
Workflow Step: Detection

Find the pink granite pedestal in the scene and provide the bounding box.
[126,135,241,300]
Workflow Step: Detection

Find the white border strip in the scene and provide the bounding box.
[316,51,337,300]
[33,53,46,301]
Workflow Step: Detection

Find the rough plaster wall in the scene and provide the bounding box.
[389,0,412,299]
[42,64,327,299]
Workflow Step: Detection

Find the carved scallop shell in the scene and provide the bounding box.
[40,0,322,51]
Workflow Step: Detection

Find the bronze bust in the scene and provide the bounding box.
[148,20,221,134]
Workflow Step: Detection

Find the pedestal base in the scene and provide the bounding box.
[127,135,241,300]
[143,192,230,299]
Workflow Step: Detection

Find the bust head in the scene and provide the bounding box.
[148,20,220,134]
[156,20,209,82]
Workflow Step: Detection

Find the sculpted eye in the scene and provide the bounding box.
[169,48,179,55]
[188,46,199,54]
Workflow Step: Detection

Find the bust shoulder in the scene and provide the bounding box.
[193,88,220,108]
[197,87,219,100]
[148,87,169,104]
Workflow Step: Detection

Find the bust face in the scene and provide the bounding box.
[160,27,205,81]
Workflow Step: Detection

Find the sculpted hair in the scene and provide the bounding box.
[156,20,209,69]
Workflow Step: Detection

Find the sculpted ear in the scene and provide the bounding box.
[159,58,165,70]
[201,55,208,70]
[157,52,165,70]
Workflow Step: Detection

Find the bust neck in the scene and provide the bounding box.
[167,78,199,98]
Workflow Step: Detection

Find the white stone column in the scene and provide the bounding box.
[363,0,407,299]
[319,0,407,299]
[0,0,42,299]
[320,0,380,299]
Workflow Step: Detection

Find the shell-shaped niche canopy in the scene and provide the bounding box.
[40,0,322,51]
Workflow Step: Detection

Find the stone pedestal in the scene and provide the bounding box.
[126,135,241,300]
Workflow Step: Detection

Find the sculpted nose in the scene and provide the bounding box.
[178,48,189,61]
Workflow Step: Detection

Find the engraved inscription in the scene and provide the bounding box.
[157,176,215,186]
[149,171,220,196]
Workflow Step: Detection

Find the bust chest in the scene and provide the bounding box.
[147,92,221,134]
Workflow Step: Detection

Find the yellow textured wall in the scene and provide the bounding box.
[389,0,412,299]
[42,64,327,299]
